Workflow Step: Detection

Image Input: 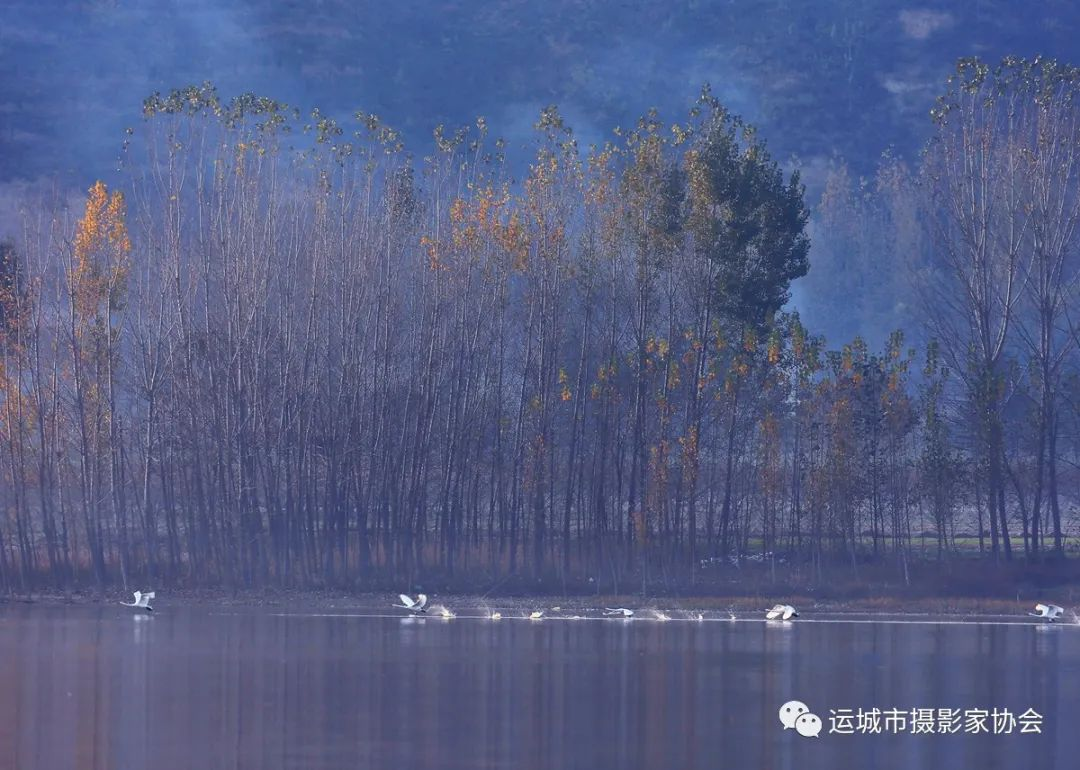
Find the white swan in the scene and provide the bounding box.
[604,608,634,617]
[121,591,154,613]
[393,593,429,614]
[1030,603,1064,622]
[529,611,544,620]
[766,604,798,620]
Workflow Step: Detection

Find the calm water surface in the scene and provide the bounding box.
[0,604,1075,769]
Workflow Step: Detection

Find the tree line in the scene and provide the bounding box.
[1,58,1079,592]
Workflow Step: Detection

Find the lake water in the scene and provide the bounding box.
[0,603,1075,769]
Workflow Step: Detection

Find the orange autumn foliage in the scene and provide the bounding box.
[72,181,131,327]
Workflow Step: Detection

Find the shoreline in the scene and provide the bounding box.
[3,588,1072,618]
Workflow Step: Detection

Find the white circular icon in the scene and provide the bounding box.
[795,712,822,738]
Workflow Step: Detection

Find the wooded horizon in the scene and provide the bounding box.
[1,59,1079,593]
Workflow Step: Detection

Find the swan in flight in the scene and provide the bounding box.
[122,591,155,613]
[394,594,429,614]
[604,608,634,617]
[766,604,798,620]
[1030,603,1064,622]
[529,611,544,620]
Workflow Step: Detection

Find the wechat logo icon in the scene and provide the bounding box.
[779,700,822,738]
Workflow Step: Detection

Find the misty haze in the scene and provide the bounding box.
[2,2,1080,769]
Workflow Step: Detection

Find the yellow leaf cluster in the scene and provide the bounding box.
[72,181,131,324]
[767,335,781,365]
[420,235,443,272]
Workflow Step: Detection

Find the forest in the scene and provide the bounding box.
[1,57,1080,594]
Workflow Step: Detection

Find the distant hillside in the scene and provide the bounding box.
[3,1,1078,344]
[3,0,1078,185]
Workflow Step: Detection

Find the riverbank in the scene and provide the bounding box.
[4,587,1075,618]
[5,555,1079,616]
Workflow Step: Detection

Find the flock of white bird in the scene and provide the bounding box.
[389,596,802,622]
[115,590,1071,625]
[390,596,1073,624]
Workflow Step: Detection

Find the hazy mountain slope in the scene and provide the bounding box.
[2,0,1078,342]
[3,1,1077,183]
